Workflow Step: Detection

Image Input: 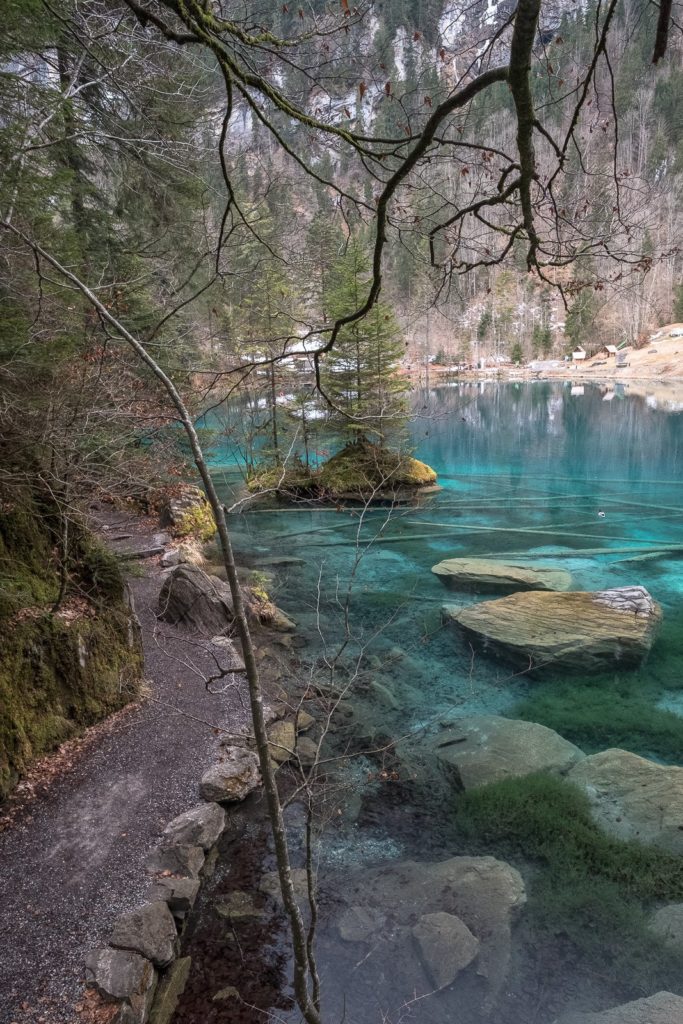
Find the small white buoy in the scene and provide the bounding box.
[598,510,606,518]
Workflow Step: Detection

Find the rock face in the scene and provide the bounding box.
[432,558,571,592]
[199,746,261,802]
[429,716,584,790]
[110,902,177,969]
[567,749,683,854]
[157,564,233,635]
[333,856,525,1005]
[553,991,683,1023]
[412,912,480,989]
[444,586,661,671]
[161,803,225,851]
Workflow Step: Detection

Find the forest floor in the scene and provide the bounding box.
[0,509,254,1024]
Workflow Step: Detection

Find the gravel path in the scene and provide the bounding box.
[0,512,253,1024]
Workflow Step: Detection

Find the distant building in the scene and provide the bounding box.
[572,346,586,362]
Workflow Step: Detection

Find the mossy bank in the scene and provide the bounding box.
[0,486,143,798]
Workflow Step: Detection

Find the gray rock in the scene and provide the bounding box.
[160,549,180,568]
[444,586,661,672]
[215,891,264,922]
[157,564,233,635]
[337,856,525,1004]
[337,906,385,943]
[161,803,225,851]
[553,991,683,1023]
[296,736,319,768]
[199,746,261,802]
[267,720,296,764]
[154,532,172,547]
[146,844,205,879]
[148,877,201,919]
[650,903,683,950]
[428,716,584,790]
[149,957,192,1024]
[412,912,480,989]
[567,749,683,854]
[432,557,571,592]
[111,902,178,968]
[85,946,156,1008]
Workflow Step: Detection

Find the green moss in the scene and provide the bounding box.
[453,773,683,994]
[174,502,216,542]
[247,443,437,500]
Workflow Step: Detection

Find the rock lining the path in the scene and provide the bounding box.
[110,901,178,968]
[199,746,261,802]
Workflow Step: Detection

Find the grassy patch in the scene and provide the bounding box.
[453,773,683,995]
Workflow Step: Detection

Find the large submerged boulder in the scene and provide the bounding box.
[567,749,683,854]
[427,716,584,790]
[443,586,661,671]
[332,856,525,1006]
[432,558,571,593]
[553,991,683,1023]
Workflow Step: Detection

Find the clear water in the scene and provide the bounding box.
[191,381,683,1023]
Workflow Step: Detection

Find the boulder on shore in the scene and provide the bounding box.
[553,991,683,1023]
[443,586,661,672]
[157,564,233,636]
[432,557,571,592]
[160,803,225,851]
[567,749,683,854]
[110,902,177,969]
[428,716,584,790]
[199,746,261,803]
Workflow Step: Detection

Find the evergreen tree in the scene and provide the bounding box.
[324,238,408,444]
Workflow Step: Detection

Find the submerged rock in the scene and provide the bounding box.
[567,749,683,854]
[553,991,683,1023]
[412,912,480,989]
[443,586,661,671]
[428,716,584,789]
[157,564,233,635]
[432,557,571,592]
[334,856,525,1005]
[650,903,683,951]
[267,720,296,764]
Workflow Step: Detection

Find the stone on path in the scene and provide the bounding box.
[161,803,225,850]
[199,746,261,802]
[567,749,683,854]
[412,911,480,989]
[157,564,233,635]
[432,557,571,592]
[149,957,192,1024]
[110,901,177,968]
[443,586,661,671]
[429,715,584,790]
[553,991,683,1023]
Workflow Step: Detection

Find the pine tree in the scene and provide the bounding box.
[324,238,408,444]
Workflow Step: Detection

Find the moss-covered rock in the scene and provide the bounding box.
[247,442,437,502]
[159,485,216,542]
[0,486,143,798]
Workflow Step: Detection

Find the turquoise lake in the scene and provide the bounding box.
[177,381,683,1024]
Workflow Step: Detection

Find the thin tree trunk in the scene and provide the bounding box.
[1,221,322,1024]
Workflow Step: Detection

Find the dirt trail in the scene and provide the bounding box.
[0,511,252,1024]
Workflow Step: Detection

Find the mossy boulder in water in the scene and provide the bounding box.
[443,586,661,672]
[247,441,437,501]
